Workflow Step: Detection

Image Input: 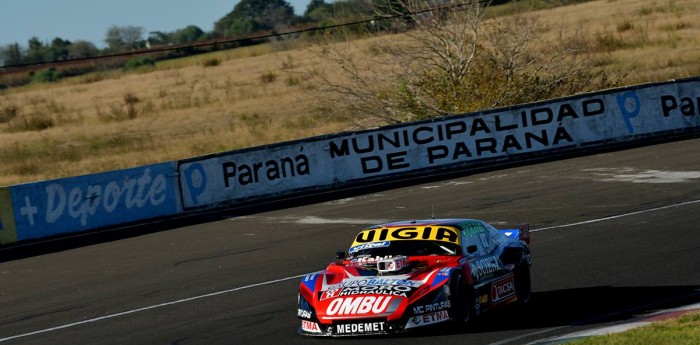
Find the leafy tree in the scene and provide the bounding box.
[228,17,255,36]
[68,40,99,59]
[46,37,72,61]
[305,0,326,17]
[147,31,171,46]
[26,37,45,64]
[147,25,205,47]
[214,0,297,36]
[105,25,145,52]
[171,25,205,44]
[305,0,334,21]
[0,43,23,66]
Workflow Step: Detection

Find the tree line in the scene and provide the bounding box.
[0,0,374,68]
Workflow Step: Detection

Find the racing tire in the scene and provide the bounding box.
[449,274,473,330]
[514,262,532,305]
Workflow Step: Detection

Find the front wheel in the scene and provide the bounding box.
[449,274,473,329]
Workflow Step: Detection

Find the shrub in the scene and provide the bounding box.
[201,58,221,67]
[123,92,139,119]
[616,20,634,32]
[8,114,55,132]
[123,57,155,71]
[285,75,302,86]
[31,68,62,84]
[260,71,277,84]
[0,104,20,123]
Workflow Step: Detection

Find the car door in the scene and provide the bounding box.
[458,220,504,284]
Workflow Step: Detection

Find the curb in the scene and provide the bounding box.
[530,302,700,344]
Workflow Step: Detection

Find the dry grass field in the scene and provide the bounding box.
[1,0,698,187]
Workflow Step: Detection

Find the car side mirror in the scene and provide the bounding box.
[467,245,478,254]
[336,251,346,260]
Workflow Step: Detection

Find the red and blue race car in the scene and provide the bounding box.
[297,218,531,336]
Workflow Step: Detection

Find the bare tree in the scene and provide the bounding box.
[307,0,615,128]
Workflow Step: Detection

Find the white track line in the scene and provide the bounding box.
[532,199,700,232]
[2,199,699,343]
[487,198,700,345]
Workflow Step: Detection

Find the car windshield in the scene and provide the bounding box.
[348,240,459,258]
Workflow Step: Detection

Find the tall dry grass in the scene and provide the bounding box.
[1,0,699,186]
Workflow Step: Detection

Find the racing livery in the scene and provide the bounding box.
[297,219,531,336]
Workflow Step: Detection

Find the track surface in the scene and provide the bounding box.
[1,138,699,344]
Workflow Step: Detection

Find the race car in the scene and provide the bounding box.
[297,218,531,336]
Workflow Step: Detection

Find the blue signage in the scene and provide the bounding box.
[11,162,180,241]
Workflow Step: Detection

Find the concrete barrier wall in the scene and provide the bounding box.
[2,77,699,245]
[8,162,180,242]
[178,77,700,210]
[0,187,18,245]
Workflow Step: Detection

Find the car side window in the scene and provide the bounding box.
[461,233,484,256]
[459,220,489,256]
[485,222,510,247]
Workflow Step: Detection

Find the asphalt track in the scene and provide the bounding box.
[1,138,699,345]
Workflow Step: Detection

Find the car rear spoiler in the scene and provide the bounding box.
[501,224,531,245]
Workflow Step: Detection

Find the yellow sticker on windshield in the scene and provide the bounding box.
[351,226,460,247]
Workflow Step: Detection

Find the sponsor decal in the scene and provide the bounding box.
[301,320,322,334]
[616,91,641,134]
[479,294,489,304]
[333,285,414,298]
[437,267,452,276]
[322,273,427,291]
[298,309,312,319]
[376,256,409,273]
[327,100,598,172]
[429,267,452,288]
[405,310,450,329]
[221,152,310,189]
[413,300,451,314]
[326,296,393,316]
[491,276,516,303]
[459,220,486,235]
[352,255,397,266]
[470,257,500,281]
[478,233,490,250]
[35,168,168,227]
[11,163,178,241]
[660,94,700,117]
[349,241,390,254]
[179,146,314,209]
[335,322,386,334]
[320,288,341,301]
[301,272,321,292]
[304,273,319,281]
[351,226,460,246]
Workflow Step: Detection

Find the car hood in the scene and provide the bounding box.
[300,261,456,322]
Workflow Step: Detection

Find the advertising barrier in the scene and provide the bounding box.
[9,162,180,242]
[2,77,699,245]
[179,77,700,210]
[0,187,18,245]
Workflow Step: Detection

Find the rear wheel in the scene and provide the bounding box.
[515,262,532,304]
